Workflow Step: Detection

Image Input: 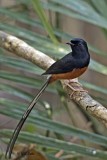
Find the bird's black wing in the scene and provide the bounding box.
[42,53,77,75]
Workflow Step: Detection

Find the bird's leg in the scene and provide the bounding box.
[66,83,85,98]
[64,79,88,98]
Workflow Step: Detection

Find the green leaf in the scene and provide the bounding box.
[1,101,107,148]
[0,23,50,43]
[32,0,58,44]
[43,0,107,29]
[80,80,107,105]
[0,55,43,74]
[0,71,40,86]
[81,80,107,95]
[90,59,107,75]
[1,130,107,159]
[91,0,107,18]
[0,8,106,57]
[0,71,56,94]
[0,84,32,101]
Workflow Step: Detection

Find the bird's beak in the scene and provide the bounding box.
[66,42,74,46]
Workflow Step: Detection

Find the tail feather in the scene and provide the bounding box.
[5,78,50,159]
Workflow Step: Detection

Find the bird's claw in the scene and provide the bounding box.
[65,81,88,99]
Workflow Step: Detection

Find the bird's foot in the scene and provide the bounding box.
[64,79,88,99]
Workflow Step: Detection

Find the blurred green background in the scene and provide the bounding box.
[0,0,107,159]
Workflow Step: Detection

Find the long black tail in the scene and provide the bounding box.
[5,78,50,159]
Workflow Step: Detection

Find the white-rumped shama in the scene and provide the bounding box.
[5,38,90,159]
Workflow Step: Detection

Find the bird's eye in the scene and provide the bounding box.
[78,43,81,46]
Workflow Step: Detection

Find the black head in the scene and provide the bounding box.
[66,38,88,52]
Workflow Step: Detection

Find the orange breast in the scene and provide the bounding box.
[49,67,87,83]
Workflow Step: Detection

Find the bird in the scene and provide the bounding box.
[5,38,90,159]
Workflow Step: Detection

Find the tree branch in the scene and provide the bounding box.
[0,31,107,127]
